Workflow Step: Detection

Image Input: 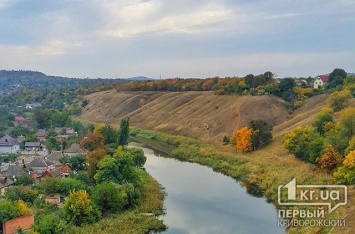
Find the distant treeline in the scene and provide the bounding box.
[115,71,279,93]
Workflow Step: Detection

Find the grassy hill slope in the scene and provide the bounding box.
[81,90,289,143]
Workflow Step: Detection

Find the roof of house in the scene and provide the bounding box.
[25,142,42,147]
[44,169,61,178]
[2,164,28,178]
[47,151,64,165]
[0,175,15,189]
[0,135,18,147]
[60,164,71,174]
[27,157,54,169]
[319,75,329,82]
[15,116,25,122]
[65,144,84,154]
[35,129,48,137]
[54,127,76,135]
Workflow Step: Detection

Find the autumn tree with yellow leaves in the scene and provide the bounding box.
[236,127,253,152]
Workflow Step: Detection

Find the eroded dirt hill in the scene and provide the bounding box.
[81,90,297,143]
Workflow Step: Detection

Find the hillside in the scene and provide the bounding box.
[80,90,326,143]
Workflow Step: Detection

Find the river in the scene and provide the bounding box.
[129,142,285,234]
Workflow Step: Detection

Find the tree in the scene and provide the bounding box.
[333,150,355,184]
[33,109,52,129]
[312,107,334,135]
[329,68,347,88]
[69,154,86,171]
[63,190,100,226]
[263,71,274,83]
[248,120,273,150]
[327,89,352,111]
[99,124,118,145]
[244,74,254,89]
[57,178,87,196]
[0,200,18,227]
[279,78,296,92]
[236,127,253,152]
[283,126,325,162]
[127,147,146,167]
[81,132,105,151]
[92,182,127,214]
[35,212,66,234]
[87,148,107,177]
[316,145,342,173]
[118,118,130,146]
[94,151,140,187]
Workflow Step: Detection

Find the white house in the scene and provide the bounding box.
[314,75,329,89]
[0,135,20,154]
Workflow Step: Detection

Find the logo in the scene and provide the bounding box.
[278,178,347,214]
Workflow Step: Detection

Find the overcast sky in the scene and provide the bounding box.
[0,0,354,78]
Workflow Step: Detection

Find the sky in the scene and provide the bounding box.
[0,0,354,79]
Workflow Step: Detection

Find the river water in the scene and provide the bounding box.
[129,142,285,234]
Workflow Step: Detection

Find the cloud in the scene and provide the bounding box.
[101,1,239,37]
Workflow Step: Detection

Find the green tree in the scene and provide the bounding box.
[283,126,325,162]
[57,178,86,196]
[33,109,52,129]
[92,182,127,214]
[16,173,33,186]
[5,186,38,203]
[312,107,334,135]
[35,212,66,234]
[279,78,296,92]
[98,124,118,145]
[244,74,254,89]
[69,154,86,171]
[329,68,347,88]
[64,190,100,226]
[248,120,273,150]
[94,151,140,187]
[126,147,146,167]
[118,118,130,146]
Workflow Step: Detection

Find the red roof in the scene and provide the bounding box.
[60,165,71,174]
[319,75,329,82]
[15,116,25,122]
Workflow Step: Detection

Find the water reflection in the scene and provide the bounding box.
[129,143,285,234]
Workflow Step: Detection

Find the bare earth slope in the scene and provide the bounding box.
[81,90,289,143]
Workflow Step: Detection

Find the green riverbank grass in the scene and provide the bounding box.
[65,172,166,234]
[131,128,347,234]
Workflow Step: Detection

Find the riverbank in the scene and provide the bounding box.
[65,172,166,234]
[130,128,347,234]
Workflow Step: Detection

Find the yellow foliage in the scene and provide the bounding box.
[16,200,32,216]
[115,145,123,154]
[236,127,253,152]
[94,124,105,133]
[344,150,355,168]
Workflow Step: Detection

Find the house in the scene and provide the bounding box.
[0,135,19,154]
[25,103,42,109]
[313,75,329,89]
[24,142,43,151]
[40,168,61,181]
[27,157,55,173]
[54,127,77,136]
[47,151,65,167]
[2,215,34,234]
[1,163,29,179]
[64,143,85,156]
[14,116,25,123]
[45,193,61,205]
[35,129,48,141]
[60,164,72,177]
[0,175,15,196]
